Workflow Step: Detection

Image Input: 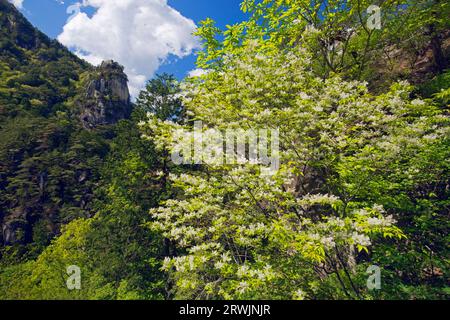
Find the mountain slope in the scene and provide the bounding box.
[0,0,131,257]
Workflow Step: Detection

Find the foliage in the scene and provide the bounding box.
[136,73,185,122]
[1,0,449,300]
[196,0,450,87]
[143,19,449,299]
[0,73,184,299]
[0,0,106,258]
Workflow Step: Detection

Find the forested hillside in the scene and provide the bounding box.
[0,0,132,265]
[0,0,88,249]
[0,0,449,300]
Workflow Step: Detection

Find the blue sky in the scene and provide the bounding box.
[16,0,248,87]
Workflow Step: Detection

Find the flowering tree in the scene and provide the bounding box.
[140,35,448,299]
[197,0,450,85]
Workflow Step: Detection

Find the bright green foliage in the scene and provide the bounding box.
[84,118,168,300]
[419,69,450,104]
[136,73,184,122]
[143,0,449,300]
[0,117,167,300]
[196,0,450,87]
[143,25,449,299]
[0,219,106,300]
[0,73,184,299]
[1,0,449,301]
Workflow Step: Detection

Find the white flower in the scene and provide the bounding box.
[411,99,425,106]
[237,265,250,278]
[321,236,336,248]
[162,257,172,271]
[299,92,310,100]
[351,232,371,247]
[293,289,306,300]
[237,281,249,294]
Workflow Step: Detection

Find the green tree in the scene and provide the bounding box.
[196,0,450,88]
[143,6,449,299]
[136,73,184,122]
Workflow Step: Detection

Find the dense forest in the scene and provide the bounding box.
[0,0,449,300]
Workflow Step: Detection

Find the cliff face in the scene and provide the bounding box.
[369,29,450,92]
[80,60,132,129]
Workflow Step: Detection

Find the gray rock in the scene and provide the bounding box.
[80,60,132,129]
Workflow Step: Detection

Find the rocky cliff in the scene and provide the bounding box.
[79,60,132,129]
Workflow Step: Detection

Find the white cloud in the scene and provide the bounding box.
[8,0,24,8]
[58,0,200,97]
[188,68,209,78]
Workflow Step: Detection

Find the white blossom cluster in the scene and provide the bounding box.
[140,38,445,299]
